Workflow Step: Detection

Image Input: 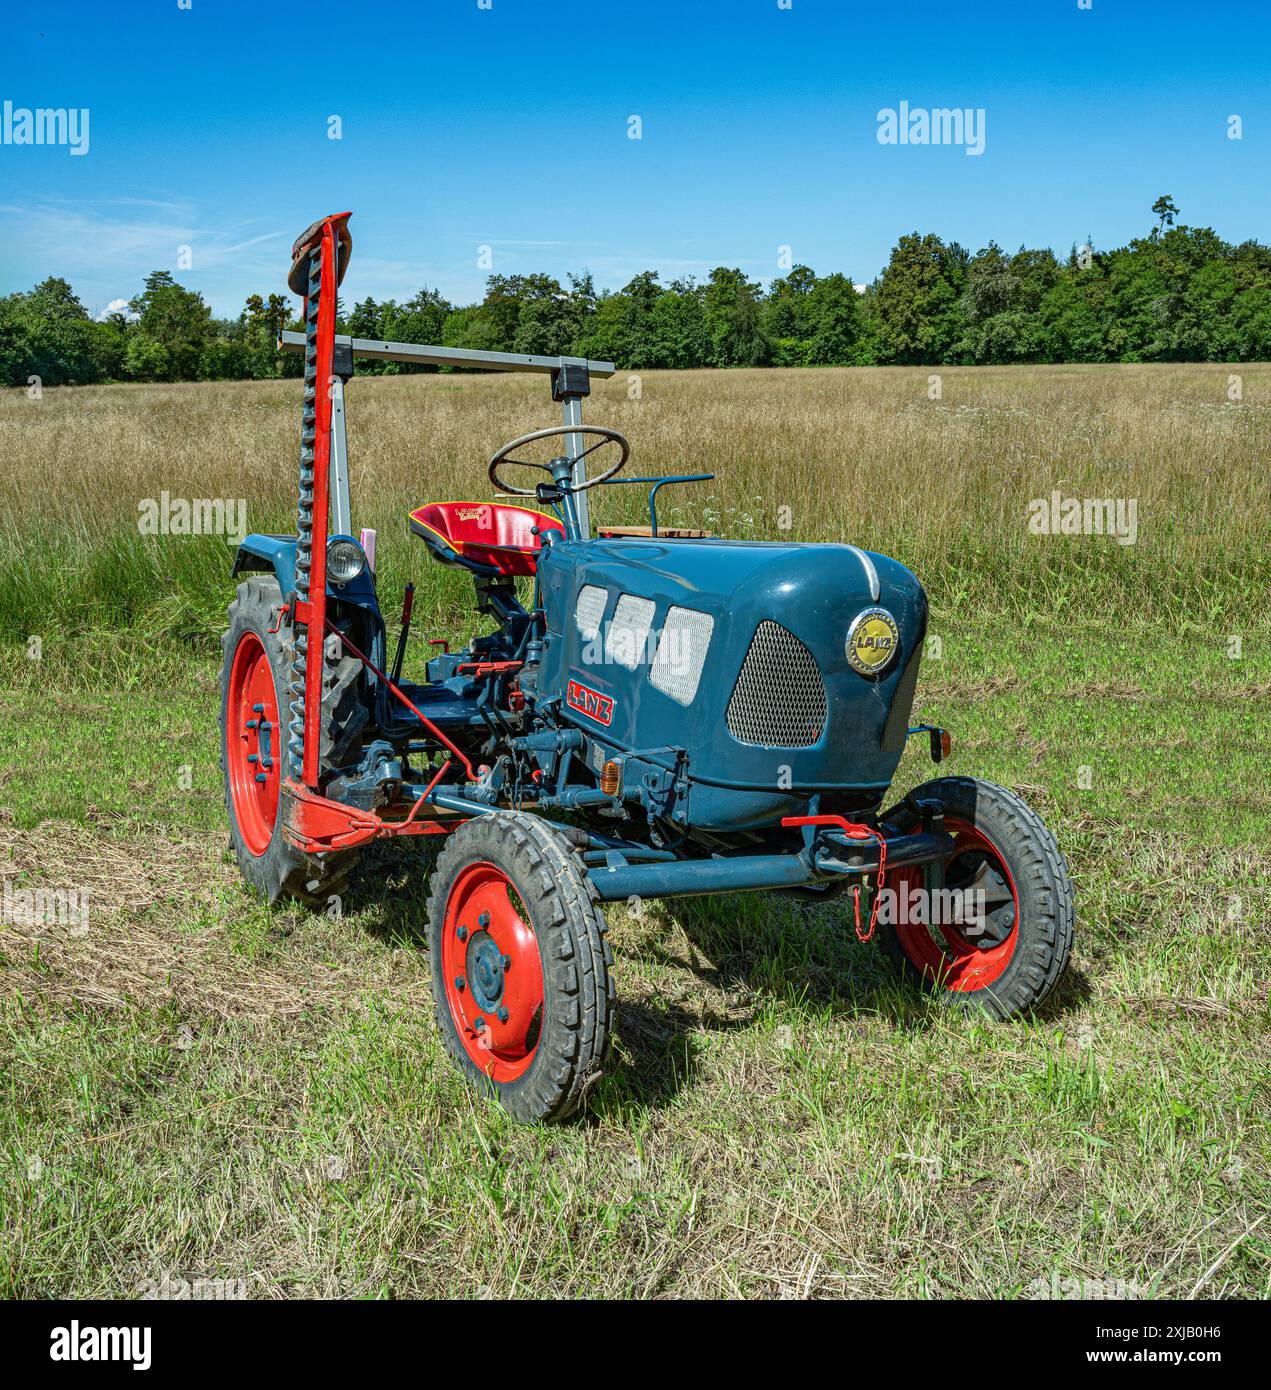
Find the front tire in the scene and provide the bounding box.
[879,777,1074,1019]
[426,812,615,1123]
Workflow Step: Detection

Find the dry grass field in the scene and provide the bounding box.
[2,362,1269,657]
[0,364,1268,1298]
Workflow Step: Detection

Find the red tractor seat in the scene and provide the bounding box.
[408,501,565,577]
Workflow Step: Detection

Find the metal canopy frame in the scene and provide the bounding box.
[280,330,614,378]
[279,331,616,534]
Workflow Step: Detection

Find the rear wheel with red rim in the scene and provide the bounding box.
[427,812,614,1123]
[220,575,358,906]
[878,777,1074,1019]
[226,630,281,857]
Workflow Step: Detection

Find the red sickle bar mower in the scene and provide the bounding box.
[220,213,1075,1123]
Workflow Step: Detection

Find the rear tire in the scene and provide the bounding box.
[220,575,358,906]
[426,812,615,1123]
[878,777,1074,1019]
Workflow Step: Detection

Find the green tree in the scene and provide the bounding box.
[128,271,210,381]
[0,278,104,385]
[440,303,504,354]
[874,233,967,364]
[764,265,818,338]
[806,273,863,364]
[1152,194,1179,234]
[958,244,1058,363]
[512,274,593,357]
[575,271,661,366]
[344,295,383,340]
[237,292,290,378]
[650,277,710,368]
[703,267,770,367]
[384,287,450,348]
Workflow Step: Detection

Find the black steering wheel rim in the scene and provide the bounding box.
[488,424,630,497]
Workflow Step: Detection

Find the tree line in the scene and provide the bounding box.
[5,198,1271,387]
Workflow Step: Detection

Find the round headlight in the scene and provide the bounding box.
[327,538,366,584]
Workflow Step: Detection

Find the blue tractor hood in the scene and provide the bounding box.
[537,537,928,831]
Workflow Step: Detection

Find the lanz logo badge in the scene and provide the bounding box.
[567,678,615,726]
[846,607,900,677]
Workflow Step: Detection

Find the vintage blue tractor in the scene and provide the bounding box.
[221,214,1074,1122]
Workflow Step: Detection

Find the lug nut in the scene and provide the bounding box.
[497,1006,509,1024]
[454,975,466,992]
[478,911,490,928]
[474,1015,486,1031]
[456,924,468,941]
[500,955,512,971]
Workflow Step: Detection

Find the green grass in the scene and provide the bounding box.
[2,609,1267,1298]
[1,365,1268,1298]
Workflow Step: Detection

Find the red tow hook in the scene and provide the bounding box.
[781,814,889,943]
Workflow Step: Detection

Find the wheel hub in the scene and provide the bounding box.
[958,856,1016,949]
[465,930,506,1011]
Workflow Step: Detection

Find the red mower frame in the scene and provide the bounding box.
[279,213,464,856]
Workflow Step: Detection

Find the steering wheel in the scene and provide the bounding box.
[488,424,630,497]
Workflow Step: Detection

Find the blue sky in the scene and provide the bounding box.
[0,0,1267,318]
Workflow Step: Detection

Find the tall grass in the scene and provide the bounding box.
[2,363,1268,662]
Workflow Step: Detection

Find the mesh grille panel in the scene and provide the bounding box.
[606,594,655,670]
[726,621,827,747]
[575,584,608,641]
[649,606,714,706]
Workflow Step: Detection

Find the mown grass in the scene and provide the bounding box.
[0,365,1268,1298]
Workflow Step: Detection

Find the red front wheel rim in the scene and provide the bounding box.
[226,631,281,857]
[893,817,1020,991]
[441,862,545,1084]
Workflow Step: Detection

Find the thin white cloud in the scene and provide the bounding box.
[0,201,290,297]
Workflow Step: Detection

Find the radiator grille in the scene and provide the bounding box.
[726,621,827,747]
